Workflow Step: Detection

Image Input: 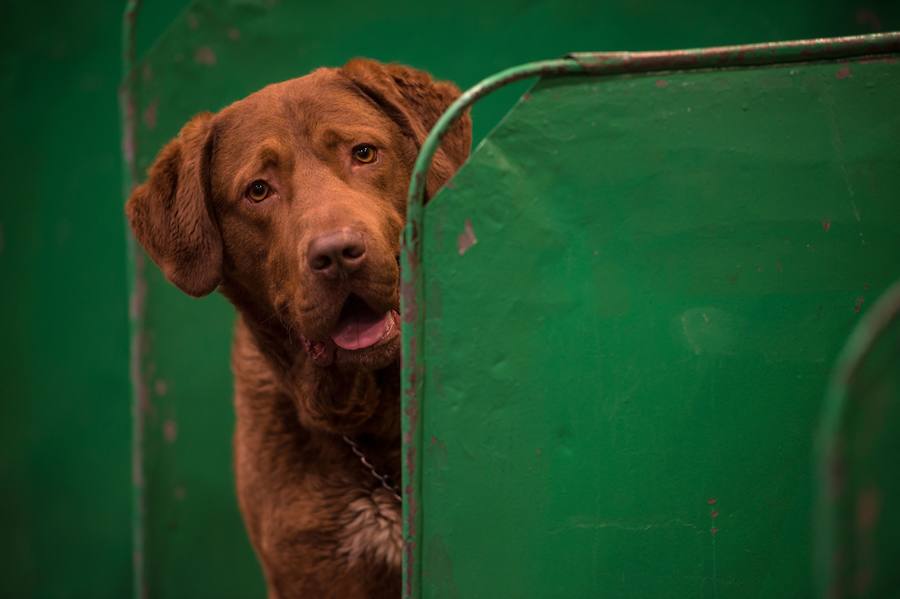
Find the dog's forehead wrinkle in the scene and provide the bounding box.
[286,79,394,131]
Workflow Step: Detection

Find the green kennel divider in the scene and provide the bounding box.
[120,1,900,597]
[402,34,900,598]
[817,280,900,599]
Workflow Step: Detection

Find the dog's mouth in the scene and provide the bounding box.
[330,294,399,351]
[301,293,400,368]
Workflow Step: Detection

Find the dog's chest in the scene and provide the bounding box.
[338,488,402,569]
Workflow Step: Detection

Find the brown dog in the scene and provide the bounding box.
[126,59,471,598]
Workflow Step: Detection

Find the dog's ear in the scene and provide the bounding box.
[126,112,222,297]
[340,59,472,198]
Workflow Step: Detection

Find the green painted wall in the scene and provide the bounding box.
[0,1,188,597]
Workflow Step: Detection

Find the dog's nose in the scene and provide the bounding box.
[307,229,367,279]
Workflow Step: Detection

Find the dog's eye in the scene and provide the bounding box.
[246,180,270,202]
[352,144,377,164]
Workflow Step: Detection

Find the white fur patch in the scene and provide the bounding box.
[338,489,402,569]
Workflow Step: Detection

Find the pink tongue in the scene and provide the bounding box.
[330,310,392,350]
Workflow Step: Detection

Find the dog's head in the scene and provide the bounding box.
[127,60,470,373]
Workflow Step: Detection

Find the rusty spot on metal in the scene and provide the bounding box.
[186,12,199,29]
[119,87,136,166]
[457,219,477,256]
[163,419,178,443]
[131,435,143,488]
[655,79,669,88]
[154,379,168,396]
[854,296,866,313]
[227,27,241,41]
[836,65,852,79]
[129,252,147,320]
[404,538,416,598]
[401,281,417,325]
[403,441,417,499]
[856,487,881,531]
[401,231,419,324]
[142,98,158,130]
[822,218,832,232]
[194,46,217,66]
[404,440,419,597]
[707,497,718,505]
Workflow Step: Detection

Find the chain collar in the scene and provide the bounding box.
[342,435,402,503]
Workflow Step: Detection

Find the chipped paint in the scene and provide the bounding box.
[163,419,178,443]
[456,219,477,255]
[856,487,881,531]
[120,86,136,165]
[142,98,157,130]
[128,252,147,321]
[194,46,217,66]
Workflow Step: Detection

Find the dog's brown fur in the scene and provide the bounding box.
[126,60,471,598]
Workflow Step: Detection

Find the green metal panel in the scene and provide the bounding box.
[410,41,900,597]
[0,0,186,596]
[817,280,900,599]
[122,2,900,598]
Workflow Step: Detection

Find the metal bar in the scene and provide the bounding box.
[119,2,146,599]
[568,31,900,73]
[400,30,900,599]
[398,57,580,598]
[816,278,900,598]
